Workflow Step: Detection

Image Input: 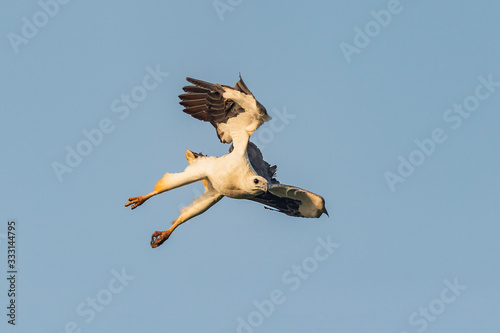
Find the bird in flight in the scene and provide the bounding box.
[125,76,328,248]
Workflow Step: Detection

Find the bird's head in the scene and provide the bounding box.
[246,175,268,195]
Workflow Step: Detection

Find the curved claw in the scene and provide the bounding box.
[125,196,145,210]
[151,230,169,248]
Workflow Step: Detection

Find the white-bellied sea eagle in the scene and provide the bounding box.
[125,76,328,248]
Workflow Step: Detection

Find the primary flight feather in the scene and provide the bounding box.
[125,76,328,248]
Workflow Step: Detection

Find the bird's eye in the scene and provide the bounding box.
[254,179,259,184]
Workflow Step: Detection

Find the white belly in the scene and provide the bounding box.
[206,153,256,199]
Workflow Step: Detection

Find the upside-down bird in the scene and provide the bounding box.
[125,76,328,248]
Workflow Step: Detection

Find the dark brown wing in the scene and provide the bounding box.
[244,142,328,218]
[178,77,249,136]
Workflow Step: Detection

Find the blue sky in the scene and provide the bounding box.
[1,1,499,332]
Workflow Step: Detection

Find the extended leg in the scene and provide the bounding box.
[150,190,223,248]
[125,191,157,210]
[125,163,206,210]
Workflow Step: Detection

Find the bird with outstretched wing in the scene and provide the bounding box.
[125,76,328,248]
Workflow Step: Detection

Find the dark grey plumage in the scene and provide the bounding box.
[236,142,327,218]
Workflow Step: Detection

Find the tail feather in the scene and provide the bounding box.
[185,149,206,164]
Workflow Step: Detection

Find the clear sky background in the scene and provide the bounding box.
[1,1,499,332]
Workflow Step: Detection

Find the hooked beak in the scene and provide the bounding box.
[258,182,268,193]
[323,207,329,217]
